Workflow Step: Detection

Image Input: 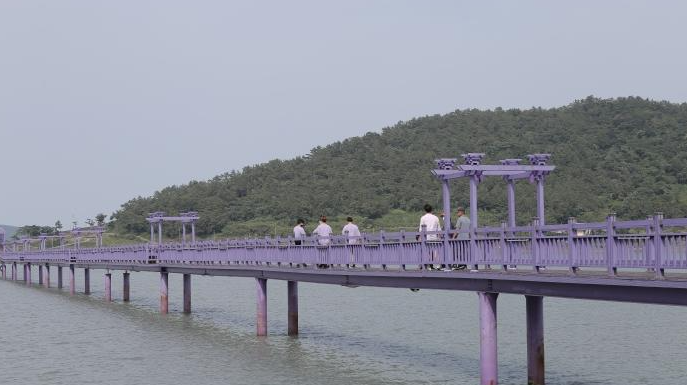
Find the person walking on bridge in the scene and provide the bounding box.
[419,204,441,270]
[313,215,333,268]
[293,218,306,246]
[342,216,361,268]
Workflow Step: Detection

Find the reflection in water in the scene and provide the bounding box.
[0,269,685,385]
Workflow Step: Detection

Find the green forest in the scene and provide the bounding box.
[97,97,687,239]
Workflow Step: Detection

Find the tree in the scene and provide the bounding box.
[55,220,63,232]
[85,218,95,227]
[95,213,107,227]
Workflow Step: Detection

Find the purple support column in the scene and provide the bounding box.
[44,265,50,288]
[12,263,17,281]
[25,264,31,286]
[84,268,91,295]
[526,296,545,385]
[69,264,75,295]
[478,292,498,385]
[256,278,267,336]
[507,180,516,228]
[470,176,479,228]
[104,273,112,302]
[183,274,191,313]
[160,272,169,314]
[182,224,187,246]
[38,265,44,285]
[288,281,298,336]
[158,222,163,245]
[536,178,545,226]
[123,272,130,301]
[442,180,452,232]
[57,266,63,288]
[1,264,5,280]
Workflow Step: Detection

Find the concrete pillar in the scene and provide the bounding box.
[507,180,516,228]
[84,268,91,295]
[182,274,192,313]
[25,264,31,286]
[526,296,545,385]
[160,272,169,314]
[1,264,5,280]
[57,266,63,288]
[123,272,130,302]
[104,273,112,302]
[69,264,75,295]
[478,292,499,385]
[38,265,44,285]
[256,278,267,336]
[288,281,298,336]
[44,265,50,288]
[12,263,17,281]
[536,178,545,226]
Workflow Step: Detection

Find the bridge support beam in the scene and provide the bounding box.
[12,262,17,281]
[84,268,91,295]
[160,272,169,314]
[44,265,50,288]
[25,263,31,285]
[69,264,75,295]
[256,278,267,336]
[123,272,130,302]
[478,292,498,385]
[288,281,298,336]
[526,296,545,385]
[38,265,43,285]
[104,273,112,302]
[57,266,63,288]
[183,274,191,314]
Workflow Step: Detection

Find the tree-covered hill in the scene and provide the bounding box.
[111,96,687,238]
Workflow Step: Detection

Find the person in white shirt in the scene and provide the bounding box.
[342,216,361,268]
[419,204,442,270]
[293,218,306,245]
[313,215,333,246]
[313,215,333,269]
[342,216,361,244]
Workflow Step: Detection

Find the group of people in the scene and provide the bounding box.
[419,203,470,270]
[291,205,469,271]
[293,215,361,246]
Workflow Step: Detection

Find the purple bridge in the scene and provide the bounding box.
[3,153,687,385]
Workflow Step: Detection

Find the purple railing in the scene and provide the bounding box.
[3,216,687,277]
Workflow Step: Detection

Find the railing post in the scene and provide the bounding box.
[653,213,665,279]
[400,230,407,270]
[380,230,387,270]
[606,214,617,277]
[567,217,577,275]
[420,224,427,270]
[500,222,508,271]
[478,292,499,385]
[532,218,540,273]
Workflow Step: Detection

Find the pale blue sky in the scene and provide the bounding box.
[1,1,686,226]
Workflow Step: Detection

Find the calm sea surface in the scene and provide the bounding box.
[0,268,685,385]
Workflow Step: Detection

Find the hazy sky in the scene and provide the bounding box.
[1,1,686,226]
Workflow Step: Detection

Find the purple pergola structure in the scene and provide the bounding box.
[146,211,199,245]
[70,227,105,249]
[146,211,199,314]
[4,153,687,385]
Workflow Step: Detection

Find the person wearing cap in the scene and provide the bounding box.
[451,207,469,270]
